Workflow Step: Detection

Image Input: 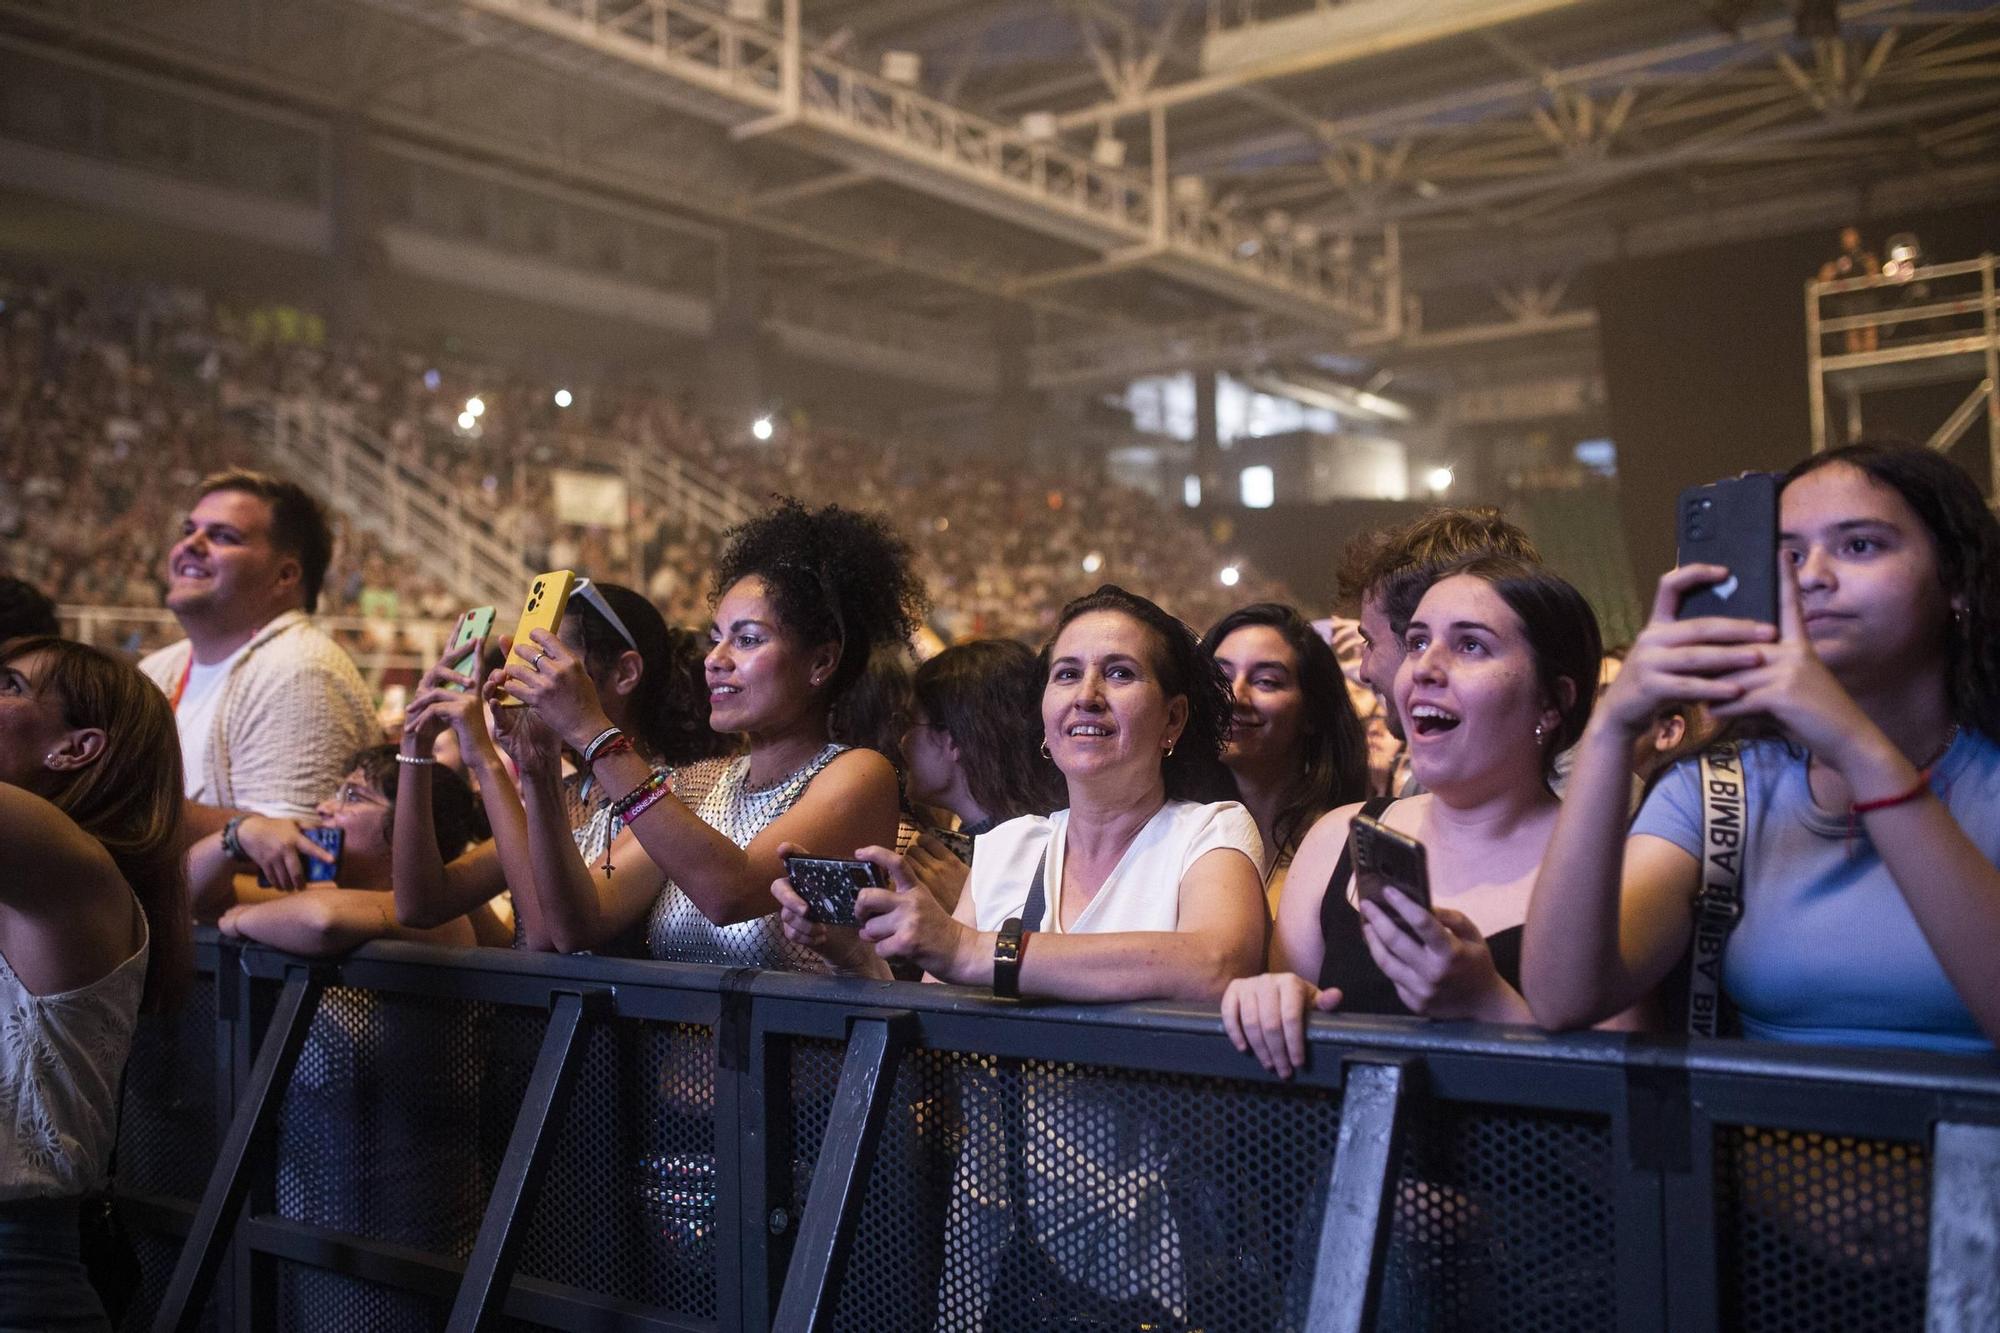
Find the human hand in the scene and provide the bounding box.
[1358,891,1501,1020]
[485,664,565,778]
[402,641,486,754]
[1221,972,1343,1078]
[1593,564,1777,738]
[235,815,335,892]
[1706,555,1874,766]
[1326,616,1366,684]
[903,833,970,914]
[500,629,614,752]
[771,842,880,975]
[851,845,978,982]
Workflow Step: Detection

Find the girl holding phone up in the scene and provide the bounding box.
[1525,444,2000,1052]
[1222,558,1606,1077]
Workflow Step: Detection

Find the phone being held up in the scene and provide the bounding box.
[441,606,496,692]
[496,571,575,706]
[1675,473,1778,624]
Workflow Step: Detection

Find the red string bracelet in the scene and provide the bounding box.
[1846,770,1934,852]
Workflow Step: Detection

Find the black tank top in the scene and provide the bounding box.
[1315,797,1525,1017]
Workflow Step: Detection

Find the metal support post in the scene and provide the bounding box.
[444,988,611,1332]
[1926,1120,2000,1332]
[1303,1056,1420,1333]
[1807,277,1829,454]
[153,967,326,1333]
[770,1013,914,1333]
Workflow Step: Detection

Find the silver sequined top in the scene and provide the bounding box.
[644,744,846,969]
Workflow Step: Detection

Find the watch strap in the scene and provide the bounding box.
[993,917,1026,1000]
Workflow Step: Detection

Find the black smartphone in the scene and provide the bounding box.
[1349,813,1431,933]
[783,855,886,927]
[1676,473,1779,624]
[256,827,344,887]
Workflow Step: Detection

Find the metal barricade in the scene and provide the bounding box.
[121,932,2000,1333]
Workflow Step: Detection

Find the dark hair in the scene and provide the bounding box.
[197,468,335,614]
[913,639,1065,822]
[1336,506,1541,633]
[1,637,188,1011]
[1783,443,2000,739]
[347,744,484,862]
[1419,556,1601,782]
[1202,603,1368,858]
[829,646,915,776]
[0,575,59,644]
[571,583,736,765]
[1038,585,1234,803]
[710,499,928,703]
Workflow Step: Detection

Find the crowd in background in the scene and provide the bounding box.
[0,266,1289,657]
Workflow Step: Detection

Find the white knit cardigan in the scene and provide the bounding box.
[140,610,379,819]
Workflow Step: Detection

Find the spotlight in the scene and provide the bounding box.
[423,369,440,390]
[465,397,486,418]
[1218,565,1241,588]
[1426,466,1455,494]
[456,411,476,430]
[553,388,573,408]
[1081,551,1104,574]
[751,415,775,442]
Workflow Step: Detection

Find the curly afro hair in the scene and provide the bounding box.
[710,499,929,703]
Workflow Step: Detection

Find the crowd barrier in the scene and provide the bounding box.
[119,930,2000,1332]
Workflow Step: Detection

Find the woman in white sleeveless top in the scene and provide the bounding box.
[0,637,189,1330]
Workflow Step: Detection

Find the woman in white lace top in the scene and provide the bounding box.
[0,637,188,1330]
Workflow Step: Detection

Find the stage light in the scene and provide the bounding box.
[466,396,486,417]
[457,411,476,430]
[1183,475,1203,507]
[751,415,774,442]
[423,369,440,390]
[1219,565,1242,588]
[1427,466,1455,494]
[553,388,573,408]
[1081,551,1104,574]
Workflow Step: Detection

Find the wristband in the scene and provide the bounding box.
[587,735,636,768]
[220,816,248,862]
[395,753,438,766]
[1851,772,1933,815]
[993,918,1028,1000]
[609,768,673,825]
[581,726,626,765]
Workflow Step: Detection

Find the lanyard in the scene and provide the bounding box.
[168,654,194,712]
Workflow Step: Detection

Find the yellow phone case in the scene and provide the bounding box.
[496,570,575,706]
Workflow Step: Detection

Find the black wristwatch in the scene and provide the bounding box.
[993,917,1028,1000]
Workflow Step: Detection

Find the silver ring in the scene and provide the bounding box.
[531,649,548,668]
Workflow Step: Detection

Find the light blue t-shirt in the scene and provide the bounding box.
[1631,730,2000,1054]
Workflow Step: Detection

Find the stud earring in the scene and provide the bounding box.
[1533,724,1546,743]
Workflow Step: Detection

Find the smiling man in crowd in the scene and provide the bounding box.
[139,469,377,888]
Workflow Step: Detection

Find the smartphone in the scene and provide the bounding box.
[1349,813,1431,932]
[1675,473,1778,624]
[441,606,496,692]
[256,827,344,888]
[496,571,575,707]
[783,855,886,927]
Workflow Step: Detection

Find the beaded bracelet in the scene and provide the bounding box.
[580,726,625,765]
[395,753,438,766]
[619,776,676,828]
[609,768,672,825]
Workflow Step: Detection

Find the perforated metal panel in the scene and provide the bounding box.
[790,1044,1347,1333]
[119,969,219,1201]
[119,1229,213,1333]
[273,988,499,1258]
[1379,1102,1616,1332]
[514,1016,718,1319]
[1715,1126,1928,1333]
[277,1260,448,1330]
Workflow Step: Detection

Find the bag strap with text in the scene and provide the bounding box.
[1688,740,1746,1037]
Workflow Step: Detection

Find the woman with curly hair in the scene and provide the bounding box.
[1,637,187,1330]
[779,584,1266,1001]
[501,500,923,967]
[1527,443,2000,1052]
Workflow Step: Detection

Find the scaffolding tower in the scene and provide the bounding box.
[1807,254,2000,501]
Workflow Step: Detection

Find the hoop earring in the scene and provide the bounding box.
[1039,740,1051,760]
[1164,739,1177,758]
